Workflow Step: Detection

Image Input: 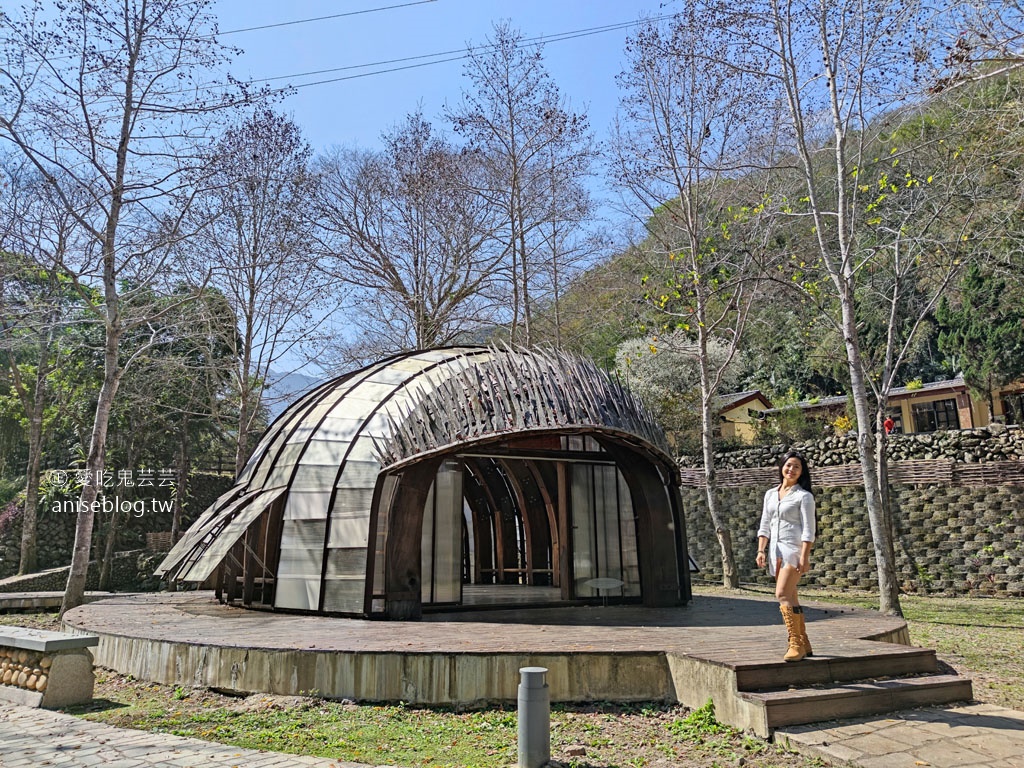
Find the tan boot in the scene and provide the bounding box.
[793,606,813,657]
[780,605,806,662]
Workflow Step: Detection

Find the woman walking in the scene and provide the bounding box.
[756,451,816,662]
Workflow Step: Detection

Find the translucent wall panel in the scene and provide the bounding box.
[315,416,363,444]
[618,475,641,592]
[176,489,284,582]
[264,443,307,488]
[571,464,640,598]
[420,483,435,603]
[571,466,596,590]
[370,474,399,600]
[155,487,249,577]
[284,490,332,520]
[287,464,340,493]
[275,518,327,611]
[330,487,373,519]
[595,465,618,583]
[335,460,378,489]
[327,502,372,548]
[275,577,321,612]
[421,461,463,604]
[245,379,356,488]
[463,502,475,585]
[322,548,368,613]
[345,435,379,463]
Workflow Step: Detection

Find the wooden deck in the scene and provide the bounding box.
[61,588,971,736]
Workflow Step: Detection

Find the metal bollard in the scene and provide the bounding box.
[517,666,550,768]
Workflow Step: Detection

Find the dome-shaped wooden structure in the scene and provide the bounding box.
[157,346,691,618]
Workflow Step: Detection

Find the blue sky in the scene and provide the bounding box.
[213,0,668,154]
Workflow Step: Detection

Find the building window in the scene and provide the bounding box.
[911,398,960,433]
[1001,392,1024,425]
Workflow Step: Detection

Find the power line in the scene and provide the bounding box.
[218,0,438,37]
[194,14,677,97]
[6,1,440,62]
[254,17,672,85]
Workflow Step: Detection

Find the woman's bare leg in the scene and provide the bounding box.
[775,563,802,608]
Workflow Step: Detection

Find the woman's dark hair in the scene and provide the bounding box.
[778,450,813,494]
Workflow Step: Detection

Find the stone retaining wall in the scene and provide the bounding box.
[0,551,147,594]
[683,427,1024,596]
[0,472,232,580]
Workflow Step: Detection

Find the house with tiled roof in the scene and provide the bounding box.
[756,376,1024,435]
[716,390,773,442]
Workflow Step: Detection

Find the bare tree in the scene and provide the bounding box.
[317,111,504,362]
[187,108,328,475]
[447,22,594,346]
[930,1,1024,92]
[0,0,241,615]
[0,160,83,573]
[612,11,776,587]
[532,141,605,350]
[710,0,957,615]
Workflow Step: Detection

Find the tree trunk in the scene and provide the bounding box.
[699,333,738,588]
[18,336,51,575]
[61,325,121,617]
[11,325,54,576]
[97,502,121,591]
[875,402,893,546]
[518,204,532,347]
[841,296,902,616]
[235,383,250,478]
[172,421,189,543]
[99,428,137,591]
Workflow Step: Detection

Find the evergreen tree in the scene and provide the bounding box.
[937,263,1024,419]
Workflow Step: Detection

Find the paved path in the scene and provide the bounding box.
[778,702,1024,768]
[0,703,380,768]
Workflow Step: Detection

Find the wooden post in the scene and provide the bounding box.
[384,457,443,620]
[557,461,573,599]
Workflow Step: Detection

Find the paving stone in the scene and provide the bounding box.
[854,752,936,768]
[959,734,1024,761]
[0,703,374,768]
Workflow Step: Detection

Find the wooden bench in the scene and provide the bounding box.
[0,627,99,708]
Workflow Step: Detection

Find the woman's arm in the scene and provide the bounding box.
[756,490,772,569]
[797,539,813,574]
[798,491,816,573]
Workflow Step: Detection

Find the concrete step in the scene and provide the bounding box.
[737,674,974,729]
[733,645,939,691]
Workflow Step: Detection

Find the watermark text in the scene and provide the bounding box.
[51,496,174,518]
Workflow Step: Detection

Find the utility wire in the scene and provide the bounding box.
[253,16,673,85]
[182,14,676,97]
[218,0,438,37]
[6,1,439,61]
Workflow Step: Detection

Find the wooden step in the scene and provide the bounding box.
[733,645,939,690]
[737,674,974,729]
